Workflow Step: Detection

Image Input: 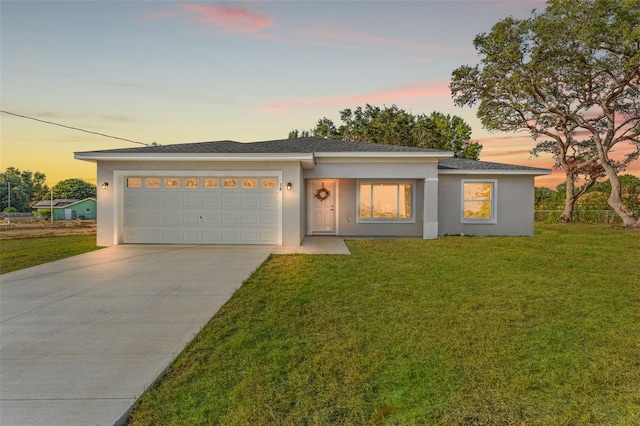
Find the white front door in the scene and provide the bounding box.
[309,180,336,235]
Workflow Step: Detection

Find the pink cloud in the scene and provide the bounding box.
[144,3,272,34]
[258,81,451,112]
[143,6,454,53]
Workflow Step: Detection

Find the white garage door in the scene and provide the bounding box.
[123,176,280,244]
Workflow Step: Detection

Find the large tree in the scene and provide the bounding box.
[289,104,482,160]
[450,0,640,226]
[52,178,96,200]
[0,167,49,212]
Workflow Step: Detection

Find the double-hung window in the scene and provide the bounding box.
[358,181,414,222]
[462,180,497,224]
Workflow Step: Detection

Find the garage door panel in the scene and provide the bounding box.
[260,213,277,225]
[220,213,238,225]
[261,195,277,207]
[241,230,259,242]
[183,195,201,207]
[163,211,181,225]
[202,230,220,241]
[162,229,182,242]
[222,196,239,207]
[241,213,259,225]
[241,195,259,207]
[184,211,201,224]
[203,195,220,207]
[161,195,179,208]
[201,212,220,224]
[124,175,280,244]
[183,229,201,241]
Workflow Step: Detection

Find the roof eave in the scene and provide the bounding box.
[74,152,317,169]
[314,151,454,159]
[438,169,552,176]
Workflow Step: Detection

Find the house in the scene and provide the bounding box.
[74,138,550,247]
[32,198,97,220]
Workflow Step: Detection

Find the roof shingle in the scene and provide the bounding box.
[79,138,447,154]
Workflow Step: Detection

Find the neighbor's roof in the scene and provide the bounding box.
[438,158,551,175]
[32,198,97,209]
[32,199,79,208]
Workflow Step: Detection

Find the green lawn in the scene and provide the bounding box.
[0,235,101,274]
[125,224,639,425]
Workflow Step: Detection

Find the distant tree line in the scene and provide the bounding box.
[288,104,483,160]
[535,174,640,215]
[0,167,96,213]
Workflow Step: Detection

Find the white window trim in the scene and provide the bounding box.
[461,179,497,224]
[356,179,416,223]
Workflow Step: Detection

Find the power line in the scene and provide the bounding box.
[0,110,150,146]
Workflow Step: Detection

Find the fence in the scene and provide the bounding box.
[534,210,636,224]
[0,212,34,219]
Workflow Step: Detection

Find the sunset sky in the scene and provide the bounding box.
[2,0,638,188]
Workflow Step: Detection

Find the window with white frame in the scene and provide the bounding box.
[358,181,414,222]
[462,180,497,223]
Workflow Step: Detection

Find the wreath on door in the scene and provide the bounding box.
[314,185,331,202]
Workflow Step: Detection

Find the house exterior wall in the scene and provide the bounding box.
[54,199,97,220]
[304,160,440,238]
[331,178,424,237]
[438,174,536,236]
[96,160,304,246]
[36,200,97,220]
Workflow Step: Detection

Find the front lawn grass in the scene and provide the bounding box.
[127,224,640,425]
[0,235,101,274]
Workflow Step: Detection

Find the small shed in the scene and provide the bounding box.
[32,198,97,220]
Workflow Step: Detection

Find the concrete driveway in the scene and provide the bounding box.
[0,245,273,426]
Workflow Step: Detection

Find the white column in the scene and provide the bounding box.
[423,178,438,239]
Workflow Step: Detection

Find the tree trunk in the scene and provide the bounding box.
[604,163,639,226]
[560,174,575,222]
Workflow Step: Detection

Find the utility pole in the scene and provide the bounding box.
[7,182,10,209]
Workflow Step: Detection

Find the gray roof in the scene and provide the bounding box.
[438,158,548,172]
[79,138,447,154]
[32,199,79,208]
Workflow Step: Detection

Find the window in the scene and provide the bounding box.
[358,181,413,222]
[462,180,497,223]
[242,178,258,189]
[185,178,199,188]
[262,178,277,189]
[223,179,238,189]
[145,178,161,188]
[164,178,180,188]
[126,178,142,188]
[204,178,219,188]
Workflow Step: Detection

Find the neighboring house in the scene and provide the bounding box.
[74,138,550,247]
[32,198,97,220]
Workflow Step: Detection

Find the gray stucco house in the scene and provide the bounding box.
[75,138,550,247]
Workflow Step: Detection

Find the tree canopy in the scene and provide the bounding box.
[0,167,48,212]
[288,104,482,160]
[451,0,640,225]
[52,179,96,200]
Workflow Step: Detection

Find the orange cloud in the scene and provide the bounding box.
[258,81,451,112]
[144,3,272,34]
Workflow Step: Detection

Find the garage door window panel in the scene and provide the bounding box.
[185,178,199,188]
[165,178,180,188]
[204,179,219,188]
[145,178,161,188]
